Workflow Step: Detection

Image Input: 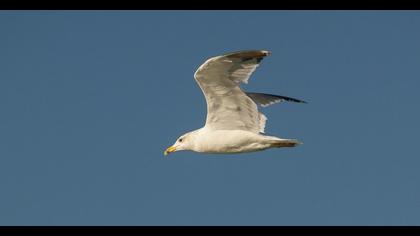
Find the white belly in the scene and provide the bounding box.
[194,129,272,154]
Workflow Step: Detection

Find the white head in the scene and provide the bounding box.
[164,131,197,156]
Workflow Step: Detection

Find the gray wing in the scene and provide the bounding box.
[246,92,307,107]
[194,50,270,133]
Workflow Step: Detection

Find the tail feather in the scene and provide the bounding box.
[270,139,302,148]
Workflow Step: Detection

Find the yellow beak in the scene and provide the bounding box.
[164,146,177,156]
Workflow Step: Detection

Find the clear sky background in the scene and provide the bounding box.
[1,11,419,226]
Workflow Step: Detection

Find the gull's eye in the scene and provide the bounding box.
[179,138,183,142]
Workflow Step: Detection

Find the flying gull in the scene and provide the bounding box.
[164,50,306,155]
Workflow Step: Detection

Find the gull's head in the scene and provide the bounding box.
[164,131,196,156]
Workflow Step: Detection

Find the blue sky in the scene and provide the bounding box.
[0,11,419,226]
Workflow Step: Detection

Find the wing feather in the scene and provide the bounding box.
[194,50,271,133]
[246,92,307,107]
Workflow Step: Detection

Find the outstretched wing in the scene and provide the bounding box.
[246,92,307,107]
[194,50,270,133]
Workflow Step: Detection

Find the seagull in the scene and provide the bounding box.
[164,50,306,156]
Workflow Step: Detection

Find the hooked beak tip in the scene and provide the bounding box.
[164,146,176,156]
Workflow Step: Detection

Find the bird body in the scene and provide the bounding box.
[180,128,301,154]
[164,50,306,156]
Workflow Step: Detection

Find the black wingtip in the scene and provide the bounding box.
[278,95,307,104]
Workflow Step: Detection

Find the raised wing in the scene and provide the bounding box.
[194,50,270,133]
[246,92,307,107]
